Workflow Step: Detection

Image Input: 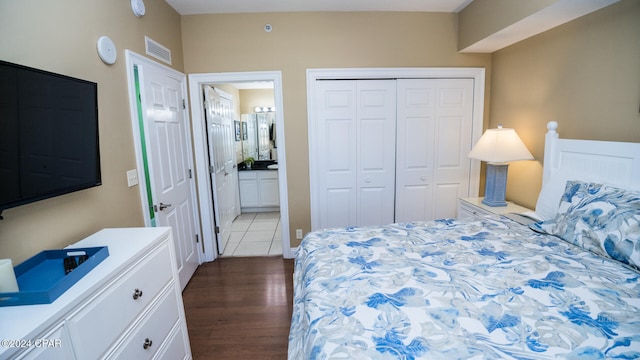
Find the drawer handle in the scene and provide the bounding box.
[133,288,143,300]
[143,338,153,350]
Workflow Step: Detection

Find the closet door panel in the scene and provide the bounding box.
[326,188,355,228]
[395,80,436,222]
[434,183,461,219]
[433,79,474,219]
[396,79,474,221]
[315,81,358,228]
[357,80,396,226]
[399,184,432,221]
[312,77,475,229]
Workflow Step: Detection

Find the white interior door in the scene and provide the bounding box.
[314,80,357,228]
[395,79,436,222]
[140,64,199,290]
[314,80,396,229]
[432,79,474,218]
[308,68,484,231]
[356,80,396,226]
[204,86,237,255]
[396,78,474,221]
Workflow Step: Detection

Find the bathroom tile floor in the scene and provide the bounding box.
[221,212,282,257]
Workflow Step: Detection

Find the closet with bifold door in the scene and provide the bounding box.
[310,77,475,230]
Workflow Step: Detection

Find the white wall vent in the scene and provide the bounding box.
[145,36,172,65]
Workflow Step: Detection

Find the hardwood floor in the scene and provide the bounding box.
[182,256,294,359]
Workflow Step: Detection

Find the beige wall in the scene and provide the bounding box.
[181,12,492,247]
[239,89,275,115]
[0,0,184,262]
[490,0,640,209]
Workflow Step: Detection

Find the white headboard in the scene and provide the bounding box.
[543,121,640,190]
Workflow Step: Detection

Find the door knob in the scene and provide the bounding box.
[154,202,172,212]
[365,178,372,183]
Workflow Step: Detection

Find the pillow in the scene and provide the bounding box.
[531,180,640,270]
[534,170,573,221]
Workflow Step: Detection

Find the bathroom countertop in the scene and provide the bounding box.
[238,160,278,171]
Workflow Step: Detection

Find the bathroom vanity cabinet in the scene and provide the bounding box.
[238,170,279,212]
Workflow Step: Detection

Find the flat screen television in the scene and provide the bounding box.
[0,60,101,215]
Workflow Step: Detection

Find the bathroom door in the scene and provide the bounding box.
[204,86,237,255]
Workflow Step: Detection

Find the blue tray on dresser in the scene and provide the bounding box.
[0,246,109,307]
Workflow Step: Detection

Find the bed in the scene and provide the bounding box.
[289,122,640,359]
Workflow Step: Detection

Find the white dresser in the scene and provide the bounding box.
[0,227,192,360]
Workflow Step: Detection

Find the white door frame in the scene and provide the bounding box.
[125,50,203,264]
[188,71,291,261]
[307,67,485,230]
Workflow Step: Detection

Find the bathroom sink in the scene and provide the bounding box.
[267,164,278,170]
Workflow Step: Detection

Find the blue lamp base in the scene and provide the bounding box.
[482,163,509,207]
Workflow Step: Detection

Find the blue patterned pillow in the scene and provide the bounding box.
[531,180,640,270]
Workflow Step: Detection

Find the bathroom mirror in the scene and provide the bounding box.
[241,112,275,161]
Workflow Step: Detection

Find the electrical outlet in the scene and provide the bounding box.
[126,169,138,187]
[295,229,303,239]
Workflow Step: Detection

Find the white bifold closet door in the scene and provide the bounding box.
[315,80,397,228]
[313,78,473,229]
[395,79,474,222]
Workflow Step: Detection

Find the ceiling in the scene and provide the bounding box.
[165,0,474,15]
[169,0,619,62]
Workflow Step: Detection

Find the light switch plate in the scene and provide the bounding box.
[127,169,139,187]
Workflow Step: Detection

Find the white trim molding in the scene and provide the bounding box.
[188,71,292,260]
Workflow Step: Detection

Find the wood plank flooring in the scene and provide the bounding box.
[182,256,294,360]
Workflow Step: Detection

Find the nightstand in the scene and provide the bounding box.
[458,197,533,219]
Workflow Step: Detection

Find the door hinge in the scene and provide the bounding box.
[182,99,186,109]
[195,234,199,243]
[188,169,192,179]
[214,226,220,233]
[209,165,215,174]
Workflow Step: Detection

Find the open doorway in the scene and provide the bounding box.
[188,71,291,262]
[211,82,281,257]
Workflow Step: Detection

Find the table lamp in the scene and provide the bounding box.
[468,125,533,206]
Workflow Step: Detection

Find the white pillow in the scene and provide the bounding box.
[534,170,572,221]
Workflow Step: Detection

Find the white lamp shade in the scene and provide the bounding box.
[468,127,533,163]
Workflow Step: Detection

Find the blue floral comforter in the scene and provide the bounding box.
[289,216,640,359]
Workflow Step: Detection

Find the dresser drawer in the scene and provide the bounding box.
[459,203,493,218]
[153,325,189,360]
[15,323,74,360]
[108,288,180,360]
[67,243,173,360]
[458,197,534,220]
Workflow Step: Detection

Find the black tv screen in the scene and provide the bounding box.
[0,60,101,213]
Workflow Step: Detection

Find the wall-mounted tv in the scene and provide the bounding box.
[0,60,101,216]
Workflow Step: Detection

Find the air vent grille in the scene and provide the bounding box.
[145,36,172,65]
